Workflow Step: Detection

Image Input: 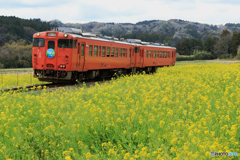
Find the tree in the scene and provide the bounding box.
[230,31,240,57]
[0,39,32,68]
[220,29,230,38]
[203,37,218,54]
[213,34,232,57]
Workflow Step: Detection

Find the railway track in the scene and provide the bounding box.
[1,77,113,93]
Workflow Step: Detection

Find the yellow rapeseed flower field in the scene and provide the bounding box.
[0,72,48,89]
[0,63,239,159]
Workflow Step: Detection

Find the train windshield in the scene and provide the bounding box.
[58,39,73,48]
[33,38,45,47]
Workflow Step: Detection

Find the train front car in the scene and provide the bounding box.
[32,31,74,82]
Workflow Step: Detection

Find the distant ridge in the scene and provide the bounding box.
[50,19,238,43]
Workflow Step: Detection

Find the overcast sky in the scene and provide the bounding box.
[0,0,240,25]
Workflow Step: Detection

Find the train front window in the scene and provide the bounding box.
[33,38,45,47]
[48,41,55,49]
[58,39,73,48]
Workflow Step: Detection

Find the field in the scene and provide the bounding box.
[0,71,48,89]
[0,63,239,159]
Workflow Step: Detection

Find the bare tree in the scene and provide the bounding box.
[213,34,232,58]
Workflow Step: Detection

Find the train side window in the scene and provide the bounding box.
[107,47,110,57]
[94,45,98,57]
[99,46,101,57]
[115,48,118,57]
[58,39,73,48]
[119,48,122,57]
[159,51,162,58]
[81,44,84,56]
[89,45,93,57]
[74,40,77,48]
[165,51,167,58]
[146,50,148,58]
[48,41,55,49]
[149,51,151,58]
[102,46,106,57]
[154,51,156,58]
[129,49,131,57]
[135,47,139,53]
[157,51,159,58]
[111,47,114,57]
[123,49,125,57]
[168,51,170,58]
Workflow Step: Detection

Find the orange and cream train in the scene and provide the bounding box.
[32,27,176,82]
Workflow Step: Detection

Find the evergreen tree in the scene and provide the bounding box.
[230,31,240,57]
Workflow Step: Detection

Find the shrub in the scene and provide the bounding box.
[177,50,214,61]
[219,54,230,59]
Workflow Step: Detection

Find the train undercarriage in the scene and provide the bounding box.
[34,66,158,83]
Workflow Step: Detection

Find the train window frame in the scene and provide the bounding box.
[123,48,125,57]
[135,47,139,53]
[157,51,159,58]
[146,50,148,58]
[160,51,162,58]
[99,46,101,57]
[111,47,115,57]
[74,40,77,48]
[102,46,106,57]
[168,51,170,58]
[33,38,45,47]
[58,39,73,48]
[149,51,151,58]
[119,48,122,57]
[129,48,131,57]
[154,51,156,58]
[89,45,93,57]
[48,41,55,49]
[107,47,110,57]
[81,44,84,56]
[94,45,98,57]
[115,48,118,57]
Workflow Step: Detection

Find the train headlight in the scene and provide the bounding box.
[64,33,68,37]
[36,33,40,36]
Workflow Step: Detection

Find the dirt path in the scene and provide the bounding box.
[207,60,240,64]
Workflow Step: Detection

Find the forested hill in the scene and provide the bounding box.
[50,19,240,46]
[0,16,51,46]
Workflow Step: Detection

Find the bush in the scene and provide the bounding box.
[176,50,214,61]
[219,54,230,59]
[236,46,240,60]
[176,55,195,61]
[194,52,214,60]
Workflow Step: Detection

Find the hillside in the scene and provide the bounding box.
[0,16,51,46]
[50,19,239,45]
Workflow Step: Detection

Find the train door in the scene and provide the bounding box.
[172,51,176,65]
[45,40,57,69]
[140,48,144,67]
[130,47,135,67]
[76,43,81,68]
[79,42,86,71]
[134,46,141,67]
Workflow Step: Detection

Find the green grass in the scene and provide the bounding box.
[0,68,33,74]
